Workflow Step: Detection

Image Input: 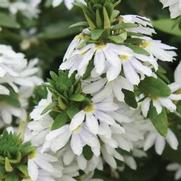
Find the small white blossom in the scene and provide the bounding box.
[141,82,181,117]
[140,37,177,62]
[121,15,156,35]
[144,124,178,155]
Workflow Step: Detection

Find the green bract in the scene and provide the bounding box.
[0,131,35,181]
[44,71,92,130]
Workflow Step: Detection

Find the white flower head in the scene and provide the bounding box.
[141,82,181,117]
[121,15,156,35]
[144,124,178,155]
[140,37,177,62]
[60,42,154,85]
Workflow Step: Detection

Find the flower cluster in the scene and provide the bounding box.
[0,44,42,128]
[0,0,180,180]
[26,0,181,179]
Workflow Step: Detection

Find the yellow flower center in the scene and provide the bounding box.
[84,104,95,112]
[28,150,36,160]
[95,43,106,50]
[139,41,150,48]
[119,55,129,61]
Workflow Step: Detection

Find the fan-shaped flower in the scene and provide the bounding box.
[141,82,181,117]
[144,125,178,155]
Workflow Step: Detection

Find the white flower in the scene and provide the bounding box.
[167,163,181,180]
[121,15,156,35]
[144,125,178,155]
[28,151,62,181]
[43,123,100,156]
[60,43,153,84]
[140,37,177,62]
[141,82,181,117]
[69,96,123,135]
[52,0,85,9]
[160,0,181,18]
[175,62,181,85]
[82,76,133,102]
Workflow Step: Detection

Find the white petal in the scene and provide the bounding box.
[166,129,178,150]
[28,160,38,181]
[155,136,166,155]
[69,111,85,131]
[85,113,99,134]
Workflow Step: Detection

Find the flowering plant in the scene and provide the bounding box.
[0,0,181,180]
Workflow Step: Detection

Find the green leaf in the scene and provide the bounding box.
[17,165,28,177]
[91,29,104,40]
[0,87,21,107]
[139,77,171,98]
[5,173,19,181]
[122,89,137,108]
[96,9,102,28]
[0,12,20,29]
[148,106,168,136]
[153,19,181,37]
[66,105,79,119]
[69,21,88,28]
[103,7,111,29]
[51,112,68,130]
[127,44,150,56]
[70,94,85,102]
[83,145,93,160]
[108,32,127,43]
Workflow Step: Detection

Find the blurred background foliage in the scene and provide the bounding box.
[0,0,181,180]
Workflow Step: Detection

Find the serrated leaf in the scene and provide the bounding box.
[139,77,171,97]
[148,106,168,136]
